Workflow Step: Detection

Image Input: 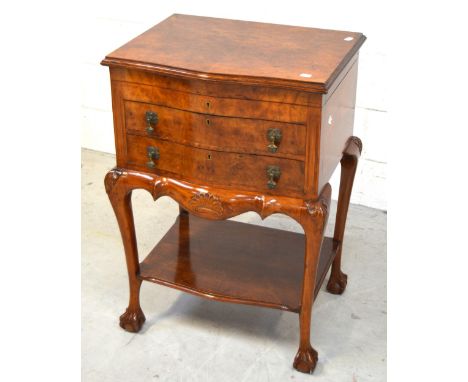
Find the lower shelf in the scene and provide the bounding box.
[139,215,339,312]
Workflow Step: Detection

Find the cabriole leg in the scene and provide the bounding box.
[327,137,362,295]
[105,169,145,332]
[293,184,331,373]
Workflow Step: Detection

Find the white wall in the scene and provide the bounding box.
[81,0,387,210]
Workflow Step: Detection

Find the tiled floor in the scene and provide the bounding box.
[82,148,386,382]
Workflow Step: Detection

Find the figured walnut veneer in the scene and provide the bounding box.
[102,14,365,374]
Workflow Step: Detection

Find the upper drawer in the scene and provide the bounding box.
[124,100,306,159]
[115,81,308,123]
[110,68,322,106]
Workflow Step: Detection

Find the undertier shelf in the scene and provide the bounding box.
[139,216,339,312]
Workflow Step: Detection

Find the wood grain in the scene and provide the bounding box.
[104,169,145,332]
[116,81,308,123]
[139,215,339,312]
[125,134,306,197]
[318,59,359,194]
[110,68,317,106]
[327,136,362,294]
[105,167,310,222]
[102,14,366,92]
[102,14,366,375]
[124,100,306,159]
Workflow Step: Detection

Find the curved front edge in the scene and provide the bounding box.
[105,167,314,224]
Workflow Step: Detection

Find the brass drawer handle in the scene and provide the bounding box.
[146,146,160,168]
[266,165,281,189]
[267,128,282,153]
[145,111,158,134]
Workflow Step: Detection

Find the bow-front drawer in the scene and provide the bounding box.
[124,100,306,159]
[125,135,305,196]
[116,81,308,123]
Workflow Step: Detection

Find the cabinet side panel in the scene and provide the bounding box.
[317,60,359,193]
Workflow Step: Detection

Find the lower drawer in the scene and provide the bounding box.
[125,135,305,196]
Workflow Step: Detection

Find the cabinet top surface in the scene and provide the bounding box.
[102,14,365,93]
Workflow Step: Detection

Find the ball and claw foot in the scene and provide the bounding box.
[293,346,318,373]
[119,307,146,333]
[326,270,348,295]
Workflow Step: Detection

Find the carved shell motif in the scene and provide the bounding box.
[188,192,224,216]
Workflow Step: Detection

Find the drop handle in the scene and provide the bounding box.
[146,146,160,168]
[266,165,281,189]
[145,111,158,134]
[267,128,282,153]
